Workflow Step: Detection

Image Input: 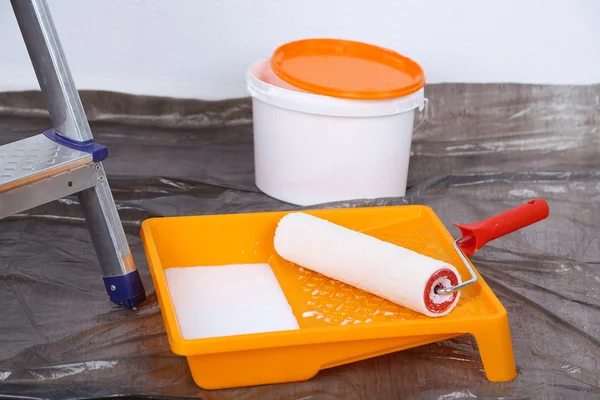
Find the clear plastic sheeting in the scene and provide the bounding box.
[0,84,598,399]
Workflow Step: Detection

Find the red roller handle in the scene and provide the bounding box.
[455,198,549,256]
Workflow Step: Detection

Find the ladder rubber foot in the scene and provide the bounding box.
[103,270,146,308]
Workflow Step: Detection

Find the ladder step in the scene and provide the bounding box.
[0,134,98,219]
[0,133,92,192]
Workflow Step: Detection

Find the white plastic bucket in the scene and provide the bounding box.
[246,59,426,206]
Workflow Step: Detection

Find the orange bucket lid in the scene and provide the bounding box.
[270,38,425,100]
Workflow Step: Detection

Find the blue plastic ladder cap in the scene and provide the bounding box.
[103,270,146,308]
[43,128,108,162]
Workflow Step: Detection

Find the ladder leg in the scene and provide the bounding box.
[11,0,146,307]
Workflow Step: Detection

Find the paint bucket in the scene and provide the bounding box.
[246,39,426,206]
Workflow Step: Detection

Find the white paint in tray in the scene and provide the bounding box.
[165,263,300,340]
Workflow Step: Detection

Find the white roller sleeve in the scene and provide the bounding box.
[274,212,462,317]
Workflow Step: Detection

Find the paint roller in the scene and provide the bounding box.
[274,199,549,317]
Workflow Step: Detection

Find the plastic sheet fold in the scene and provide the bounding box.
[0,83,598,399]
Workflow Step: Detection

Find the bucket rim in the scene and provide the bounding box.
[245,59,425,118]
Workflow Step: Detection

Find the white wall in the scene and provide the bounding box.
[1,0,599,100]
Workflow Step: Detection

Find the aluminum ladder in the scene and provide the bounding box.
[1,0,146,307]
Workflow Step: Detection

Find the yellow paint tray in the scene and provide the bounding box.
[140,203,547,389]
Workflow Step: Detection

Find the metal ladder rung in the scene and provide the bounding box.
[0,134,99,219]
[0,133,93,193]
